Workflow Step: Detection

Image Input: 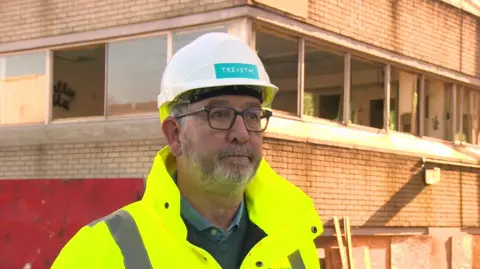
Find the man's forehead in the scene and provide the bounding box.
[193,95,261,108]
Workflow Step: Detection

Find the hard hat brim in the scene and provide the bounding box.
[158,78,279,123]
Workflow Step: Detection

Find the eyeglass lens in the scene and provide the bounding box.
[208,107,268,131]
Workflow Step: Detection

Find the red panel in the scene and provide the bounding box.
[0,178,144,269]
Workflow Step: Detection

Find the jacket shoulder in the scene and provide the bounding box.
[50,211,127,269]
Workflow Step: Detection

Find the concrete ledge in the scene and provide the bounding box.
[2,115,480,170]
[0,116,164,147]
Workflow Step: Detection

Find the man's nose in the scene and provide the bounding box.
[227,115,249,143]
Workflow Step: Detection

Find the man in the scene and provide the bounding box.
[51,32,323,269]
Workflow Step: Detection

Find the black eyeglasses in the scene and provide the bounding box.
[176,106,273,132]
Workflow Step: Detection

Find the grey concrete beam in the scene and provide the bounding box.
[0,117,165,147]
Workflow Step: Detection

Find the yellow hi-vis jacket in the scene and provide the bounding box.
[50,146,324,269]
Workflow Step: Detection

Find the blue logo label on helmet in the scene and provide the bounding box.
[214,63,260,80]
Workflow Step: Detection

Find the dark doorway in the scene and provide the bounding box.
[319,94,341,120]
[370,98,397,129]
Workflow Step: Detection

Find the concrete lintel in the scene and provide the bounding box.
[0,6,249,54]
[0,116,165,147]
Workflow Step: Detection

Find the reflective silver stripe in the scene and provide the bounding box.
[89,210,152,269]
[288,250,306,269]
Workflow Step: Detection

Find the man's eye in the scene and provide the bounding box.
[210,109,232,119]
[246,112,260,120]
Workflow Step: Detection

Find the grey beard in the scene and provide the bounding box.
[180,136,261,196]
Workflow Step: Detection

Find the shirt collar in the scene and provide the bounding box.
[173,173,245,234]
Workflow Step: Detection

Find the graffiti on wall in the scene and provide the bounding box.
[53,81,76,111]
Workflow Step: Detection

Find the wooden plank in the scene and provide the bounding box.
[344,217,355,269]
[333,216,349,269]
[363,247,372,269]
[327,247,340,269]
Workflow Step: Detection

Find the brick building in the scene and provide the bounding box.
[0,0,479,268]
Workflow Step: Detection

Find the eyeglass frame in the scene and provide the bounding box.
[175,106,273,132]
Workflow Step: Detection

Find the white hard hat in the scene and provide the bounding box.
[157,32,279,122]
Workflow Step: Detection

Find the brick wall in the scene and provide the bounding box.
[1,137,479,228]
[474,236,480,269]
[0,0,245,43]
[263,138,480,227]
[318,234,480,269]
[0,140,158,180]
[304,0,480,78]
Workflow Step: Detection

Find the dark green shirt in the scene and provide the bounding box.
[183,206,249,269]
[173,174,248,268]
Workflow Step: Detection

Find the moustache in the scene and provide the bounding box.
[218,147,254,159]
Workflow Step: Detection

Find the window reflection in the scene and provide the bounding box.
[455,87,480,144]
[469,89,480,144]
[304,43,344,121]
[350,58,385,129]
[0,51,47,125]
[106,35,168,116]
[390,67,419,134]
[255,29,298,114]
[423,78,453,141]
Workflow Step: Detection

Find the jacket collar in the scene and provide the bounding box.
[173,172,245,238]
[142,146,319,239]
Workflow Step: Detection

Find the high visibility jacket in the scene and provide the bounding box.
[50,146,324,269]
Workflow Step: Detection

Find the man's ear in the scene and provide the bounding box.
[161,117,183,157]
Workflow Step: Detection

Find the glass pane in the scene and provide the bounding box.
[350,57,385,129]
[463,88,471,143]
[423,78,452,141]
[471,90,480,144]
[304,43,344,121]
[454,87,468,143]
[445,84,454,141]
[460,88,480,144]
[391,67,418,134]
[2,52,46,78]
[52,45,106,120]
[255,30,298,114]
[106,35,168,116]
[0,51,47,125]
[173,26,227,54]
[0,58,4,77]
